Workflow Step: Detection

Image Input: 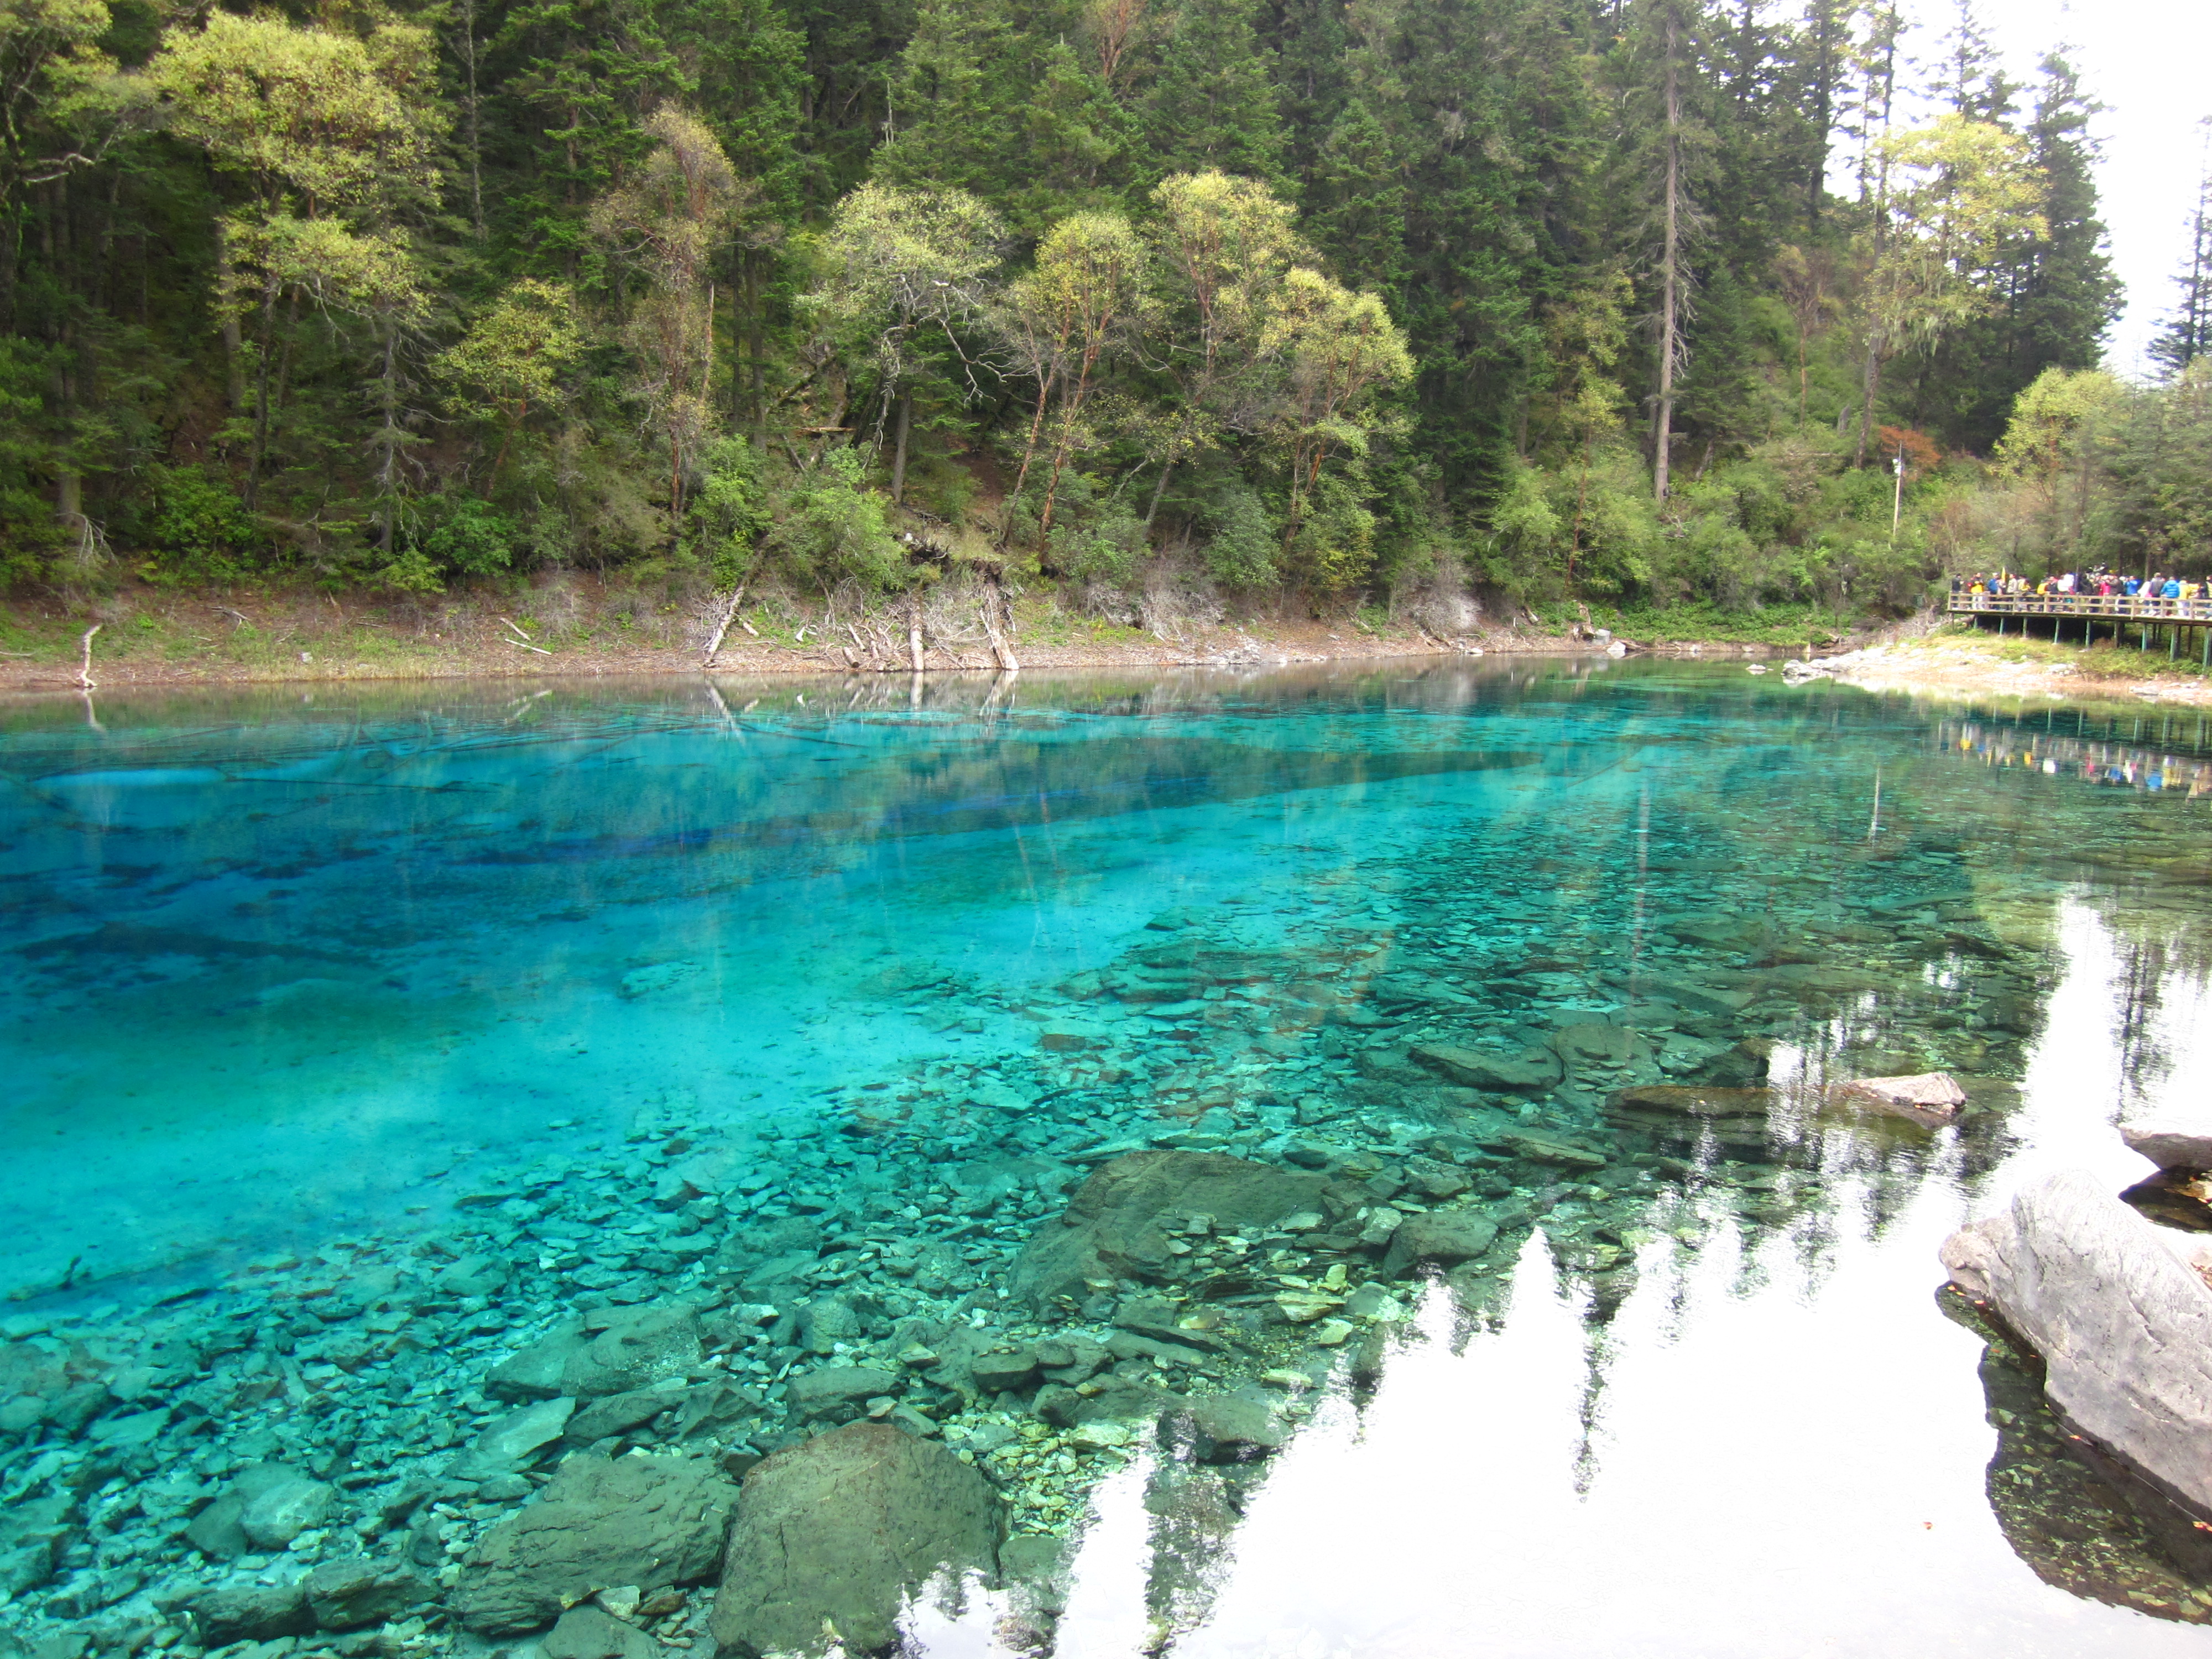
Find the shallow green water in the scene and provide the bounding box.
[3,659,2210,1657]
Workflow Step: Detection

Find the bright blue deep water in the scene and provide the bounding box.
[3,658,2211,1657]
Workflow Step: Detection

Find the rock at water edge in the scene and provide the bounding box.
[2121,1119,2212,1173]
[1940,1168,2212,1512]
[709,1421,1002,1659]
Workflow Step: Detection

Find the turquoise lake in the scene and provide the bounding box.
[2,657,2210,1657]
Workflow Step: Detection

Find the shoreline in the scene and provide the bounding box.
[4,598,2209,709]
[0,607,1768,695]
[1815,637,2212,710]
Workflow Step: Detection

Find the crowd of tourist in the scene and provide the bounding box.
[1953,570,2209,612]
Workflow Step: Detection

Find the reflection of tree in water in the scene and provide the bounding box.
[2114,934,2178,1115]
[1940,1289,2212,1625]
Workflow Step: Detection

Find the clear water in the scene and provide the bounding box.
[3,659,2211,1657]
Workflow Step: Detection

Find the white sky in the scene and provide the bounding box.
[1896,0,2212,375]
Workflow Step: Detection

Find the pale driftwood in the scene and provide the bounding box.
[505,638,554,656]
[702,583,749,665]
[76,623,102,689]
[908,598,924,674]
[497,614,534,642]
[979,578,1019,672]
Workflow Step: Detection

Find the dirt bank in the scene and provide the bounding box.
[0,586,1718,693]
[1817,634,2212,710]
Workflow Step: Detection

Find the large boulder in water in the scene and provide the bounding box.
[1942,1169,2212,1512]
[1006,1151,1327,1307]
[450,1452,738,1634]
[708,1422,1002,1658]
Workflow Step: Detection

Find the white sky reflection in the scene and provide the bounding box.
[931,894,2212,1657]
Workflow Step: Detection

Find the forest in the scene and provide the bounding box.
[1,0,2206,633]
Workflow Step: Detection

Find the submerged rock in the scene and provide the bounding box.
[184,1462,323,1559]
[1174,1391,1285,1463]
[1006,1151,1327,1307]
[1499,1133,1607,1170]
[1829,1071,1966,1129]
[1381,1209,1500,1278]
[709,1421,1002,1659]
[1407,1044,1561,1093]
[239,1468,338,1552]
[542,1604,661,1659]
[450,1452,739,1634]
[1547,1022,1646,1068]
[489,1303,705,1403]
[303,1557,433,1630]
[2120,1168,2212,1234]
[1942,1170,2212,1512]
[1606,1083,1774,1119]
[191,1582,315,1647]
[1605,1085,1775,1149]
[786,1365,900,1422]
[453,1397,577,1480]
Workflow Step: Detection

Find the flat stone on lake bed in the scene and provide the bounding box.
[1827,1072,1965,1128]
[1608,1084,1775,1120]
[1500,1134,1608,1170]
[1408,1044,1562,1093]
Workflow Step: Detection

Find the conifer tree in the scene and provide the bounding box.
[2151,129,2212,377]
[1138,0,1285,186]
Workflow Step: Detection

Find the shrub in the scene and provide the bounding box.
[423,498,520,578]
[138,465,259,584]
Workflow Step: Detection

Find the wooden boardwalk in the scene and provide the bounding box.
[1949,591,2212,663]
[1949,592,2212,627]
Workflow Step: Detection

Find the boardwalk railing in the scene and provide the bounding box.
[1949,592,2212,625]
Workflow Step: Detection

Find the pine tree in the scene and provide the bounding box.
[1138,0,1286,186]
[1798,0,1855,229]
[1929,51,2120,448]
[1307,99,1404,292]
[1931,0,2017,127]
[877,0,1130,237]
[487,0,684,271]
[2150,129,2212,376]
